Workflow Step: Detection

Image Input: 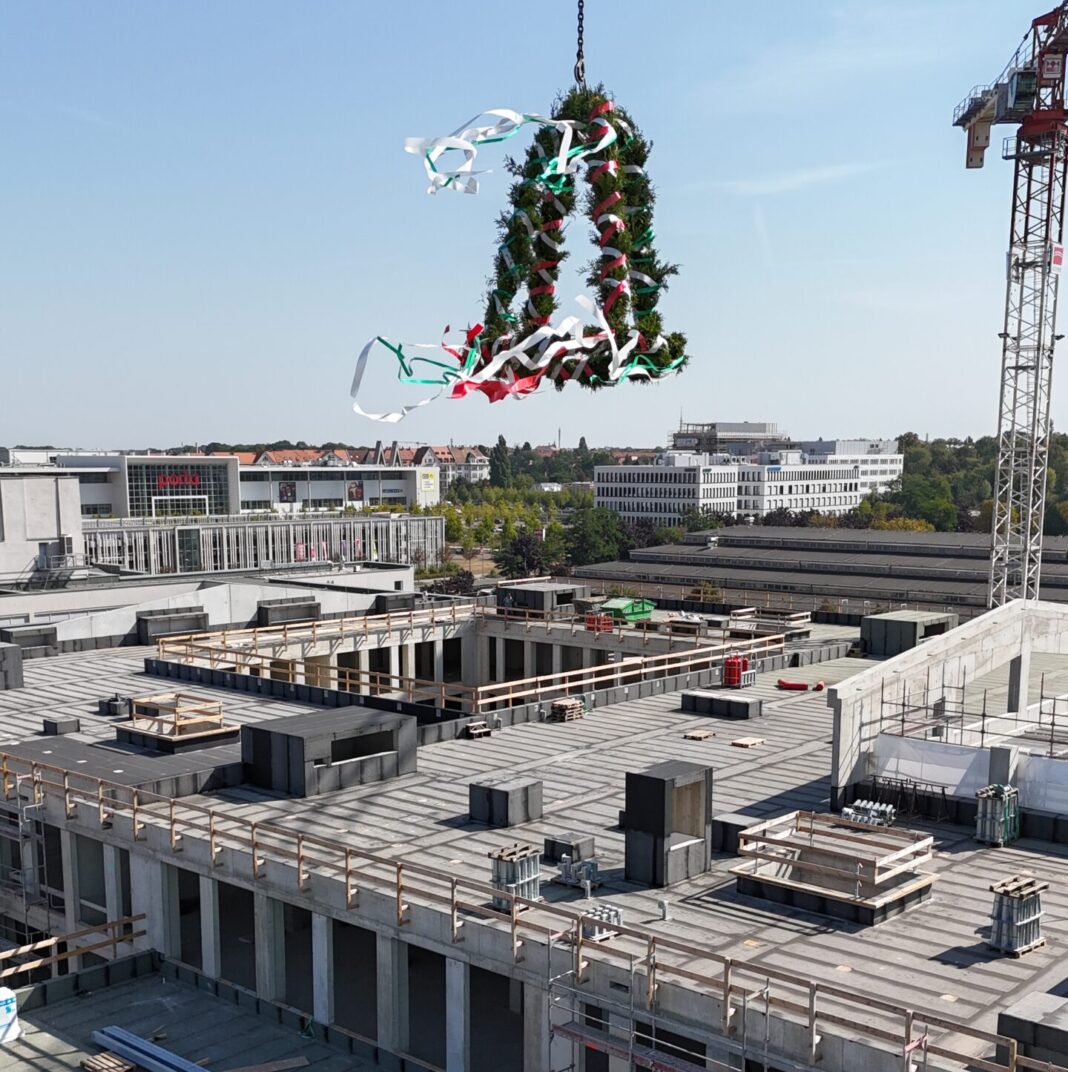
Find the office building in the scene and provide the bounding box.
[593,452,739,524]
[596,440,903,523]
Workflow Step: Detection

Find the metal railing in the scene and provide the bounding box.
[0,755,1042,1072]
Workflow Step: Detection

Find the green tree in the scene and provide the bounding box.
[567,507,631,566]
[459,533,478,570]
[489,435,513,487]
[493,533,547,578]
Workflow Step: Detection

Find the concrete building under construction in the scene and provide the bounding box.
[2,581,1068,1072]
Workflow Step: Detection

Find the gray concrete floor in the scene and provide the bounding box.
[2,971,372,1070]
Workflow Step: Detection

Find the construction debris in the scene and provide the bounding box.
[81,1054,135,1072]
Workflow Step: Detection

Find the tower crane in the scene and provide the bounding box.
[955,5,1068,607]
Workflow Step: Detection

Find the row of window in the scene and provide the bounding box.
[240,471,407,483]
[595,470,705,483]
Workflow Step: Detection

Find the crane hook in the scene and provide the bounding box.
[574,0,586,86]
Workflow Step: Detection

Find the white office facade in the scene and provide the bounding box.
[594,453,739,524]
[736,456,863,516]
[596,444,903,523]
[795,439,903,497]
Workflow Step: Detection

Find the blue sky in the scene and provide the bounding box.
[0,1,1039,449]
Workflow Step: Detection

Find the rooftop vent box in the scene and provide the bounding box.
[241,708,416,797]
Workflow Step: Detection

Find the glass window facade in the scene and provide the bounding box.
[126,461,232,517]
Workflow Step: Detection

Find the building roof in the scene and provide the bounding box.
[10,622,1068,1049]
[8,968,371,1071]
[256,449,330,465]
[210,450,258,464]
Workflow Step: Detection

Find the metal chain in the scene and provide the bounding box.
[574,0,586,85]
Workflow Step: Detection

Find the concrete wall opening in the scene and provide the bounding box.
[337,649,361,691]
[173,866,202,968]
[218,880,255,989]
[504,639,524,678]
[406,943,445,1068]
[42,823,64,907]
[333,919,377,1039]
[282,903,313,1013]
[74,834,105,925]
[470,967,523,1072]
[442,637,462,682]
[324,730,394,765]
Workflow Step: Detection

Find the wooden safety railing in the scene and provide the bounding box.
[0,753,1038,1072]
[471,633,787,713]
[157,626,786,717]
[160,601,478,656]
[0,915,146,980]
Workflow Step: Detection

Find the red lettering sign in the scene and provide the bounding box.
[156,471,202,491]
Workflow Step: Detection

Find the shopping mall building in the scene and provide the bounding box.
[57,454,440,519]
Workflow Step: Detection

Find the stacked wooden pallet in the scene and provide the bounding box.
[548,698,584,722]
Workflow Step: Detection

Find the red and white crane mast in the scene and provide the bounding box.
[955,5,1068,606]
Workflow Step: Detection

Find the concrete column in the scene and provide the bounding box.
[129,854,178,956]
[445,956,469,1072]
[19,832,38,905]
[199,875,222,978]
[388,644,400,685]
[312,912,334,1026]
[254,892,285,1002]
[59,829,80,934]
[460,632,479,684]
[401,642,416,680]
[291,660,305,685]
[581,646,594,669]
[523,641,535,679]
[433,639,445,681]
[356,647,370,691]
[607,1011,631,1072]
[551,645,563,676]
[376,932,409,1054]
[1008,647,1031,714]
[496,637,507,683]
[102,843,123,924]
[524,984,571,1072]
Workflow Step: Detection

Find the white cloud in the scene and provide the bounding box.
[713,162,878,197]
[699,5,954,115]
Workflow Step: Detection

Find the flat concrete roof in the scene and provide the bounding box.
[6,640,1068,1041]
[864,609,956,623]
[3,970,370,1071]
